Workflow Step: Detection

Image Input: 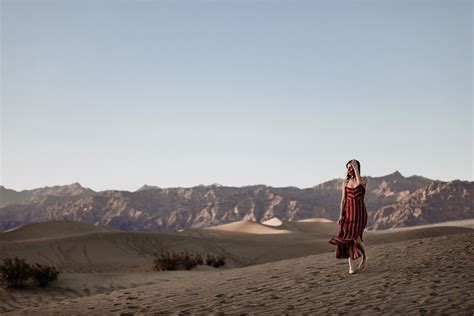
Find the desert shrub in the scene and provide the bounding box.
[194,252,203,265]
[214,255,225,268]
[205,254,213,266]
[31,263,60,287]
[180,249,199,270]
[153,249,223,271]
[0,257,60,289]
[0,256,32,288]
[153,248,178,271]
[205,253,226,268]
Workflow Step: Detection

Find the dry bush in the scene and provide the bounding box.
[205,253,226,268]
[153,249,222,271]
[0,257,60,289]
[0,257,32,288]
[31,263,60,287]
[153,248,179,271]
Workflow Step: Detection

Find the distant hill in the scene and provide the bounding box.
[0,171,472,231]
[0,182,95,207]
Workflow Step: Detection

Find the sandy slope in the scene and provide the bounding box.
[367,218,474,232]
[0,219,473,314]
[0,221,116,241]
[2,220,470,273]
[204,219,294,234]
[1,231,472,315]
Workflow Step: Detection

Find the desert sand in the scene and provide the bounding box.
[1,218,473,314]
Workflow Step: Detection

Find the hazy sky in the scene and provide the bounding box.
[1,0,472,192]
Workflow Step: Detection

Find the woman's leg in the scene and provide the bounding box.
[348,242,355,274]
[355,236,367,271]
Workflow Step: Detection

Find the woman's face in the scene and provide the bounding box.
[347,164,354,177]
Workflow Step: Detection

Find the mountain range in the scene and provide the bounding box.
[0,171,472,231]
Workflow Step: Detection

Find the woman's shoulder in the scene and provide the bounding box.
[342,179,348,189]
[343,177,367,189]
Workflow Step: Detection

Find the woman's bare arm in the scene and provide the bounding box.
[351,160,364,186]
[340,180,347,218]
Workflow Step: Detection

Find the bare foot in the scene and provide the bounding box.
[357,257,368,272]
[349,263,356,274]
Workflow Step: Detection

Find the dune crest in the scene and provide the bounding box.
[261,217,283,227]
[204,219,293,234]
[0,220,115,241]
[296,218,333,223]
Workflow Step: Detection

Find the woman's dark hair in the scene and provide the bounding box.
[346,159,361,181]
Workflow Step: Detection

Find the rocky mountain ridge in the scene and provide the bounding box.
[0,171,472,231]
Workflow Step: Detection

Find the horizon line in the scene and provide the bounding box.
[2,171,472,192]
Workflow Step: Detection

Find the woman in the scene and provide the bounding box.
[328,159,368,274]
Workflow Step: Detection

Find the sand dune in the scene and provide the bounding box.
[1,219,342,272]
[204,219,294,234]
[1,231,472,315]
[203,217,339,236]
[262,217,283,226]
[296,218,334,223]
[1,218,473,314]
[367,218,474,232]
[0,220,116,241]
[1,219,472,273]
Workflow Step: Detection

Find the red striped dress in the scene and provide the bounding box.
[328,183,368,260]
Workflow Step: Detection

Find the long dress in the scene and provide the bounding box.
[328,183,368,260]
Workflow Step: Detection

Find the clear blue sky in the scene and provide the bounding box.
[1,0,472,192]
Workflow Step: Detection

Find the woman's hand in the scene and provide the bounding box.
[338,216,344,224]
[351,160,359,174]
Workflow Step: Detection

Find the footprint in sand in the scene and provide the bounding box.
[270,294,282,299]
